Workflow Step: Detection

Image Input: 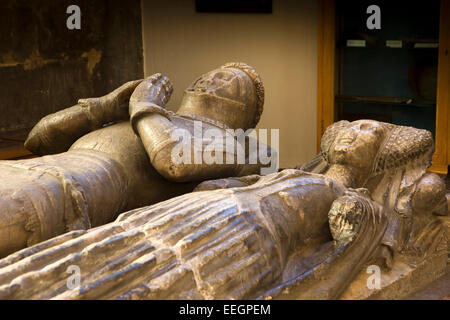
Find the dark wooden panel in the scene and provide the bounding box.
[317,0,336,152]
[0,0,143,133]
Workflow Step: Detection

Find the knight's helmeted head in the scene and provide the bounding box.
[178,62,264,130]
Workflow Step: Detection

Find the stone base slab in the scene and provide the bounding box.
[341,216,450,300]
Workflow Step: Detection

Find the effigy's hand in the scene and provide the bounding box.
[130,73,173,108]
[194,175,262,192]
[328,188,384,246]
[129,74,174,135]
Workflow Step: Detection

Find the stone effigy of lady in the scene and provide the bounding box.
[0,119,446,299]
[0,63,272,258]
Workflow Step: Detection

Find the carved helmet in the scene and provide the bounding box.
[220,62,265,128]
[182,62,265,129]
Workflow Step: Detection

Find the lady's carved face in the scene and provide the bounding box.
[328,120,388,174]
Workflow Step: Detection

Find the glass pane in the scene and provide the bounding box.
[336,0,440,138]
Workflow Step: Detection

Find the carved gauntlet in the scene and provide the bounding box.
[129,73,173,135]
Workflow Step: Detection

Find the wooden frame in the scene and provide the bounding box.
[317,0,336,152]
[317,0,449,174]
[430,0,450,174]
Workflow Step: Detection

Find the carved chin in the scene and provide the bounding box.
[331,149,348,164]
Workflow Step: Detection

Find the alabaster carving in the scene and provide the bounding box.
[0,120,446,299]
[0,63,271,258]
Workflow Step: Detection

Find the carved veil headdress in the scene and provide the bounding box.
[319,120,434,177]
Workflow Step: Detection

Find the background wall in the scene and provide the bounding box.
[141,0,319,168]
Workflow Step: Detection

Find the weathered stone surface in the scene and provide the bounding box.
[341,247,448,299]
[0,118,447,299]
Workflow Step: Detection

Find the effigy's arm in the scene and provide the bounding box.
[261,189,388,300]
[191,135,279,191]
[194,174,262,191]
[24,79,143,155]
[294,153,328,173]
[130,74,259,182]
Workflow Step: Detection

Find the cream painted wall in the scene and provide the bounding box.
[141,0,318,168]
